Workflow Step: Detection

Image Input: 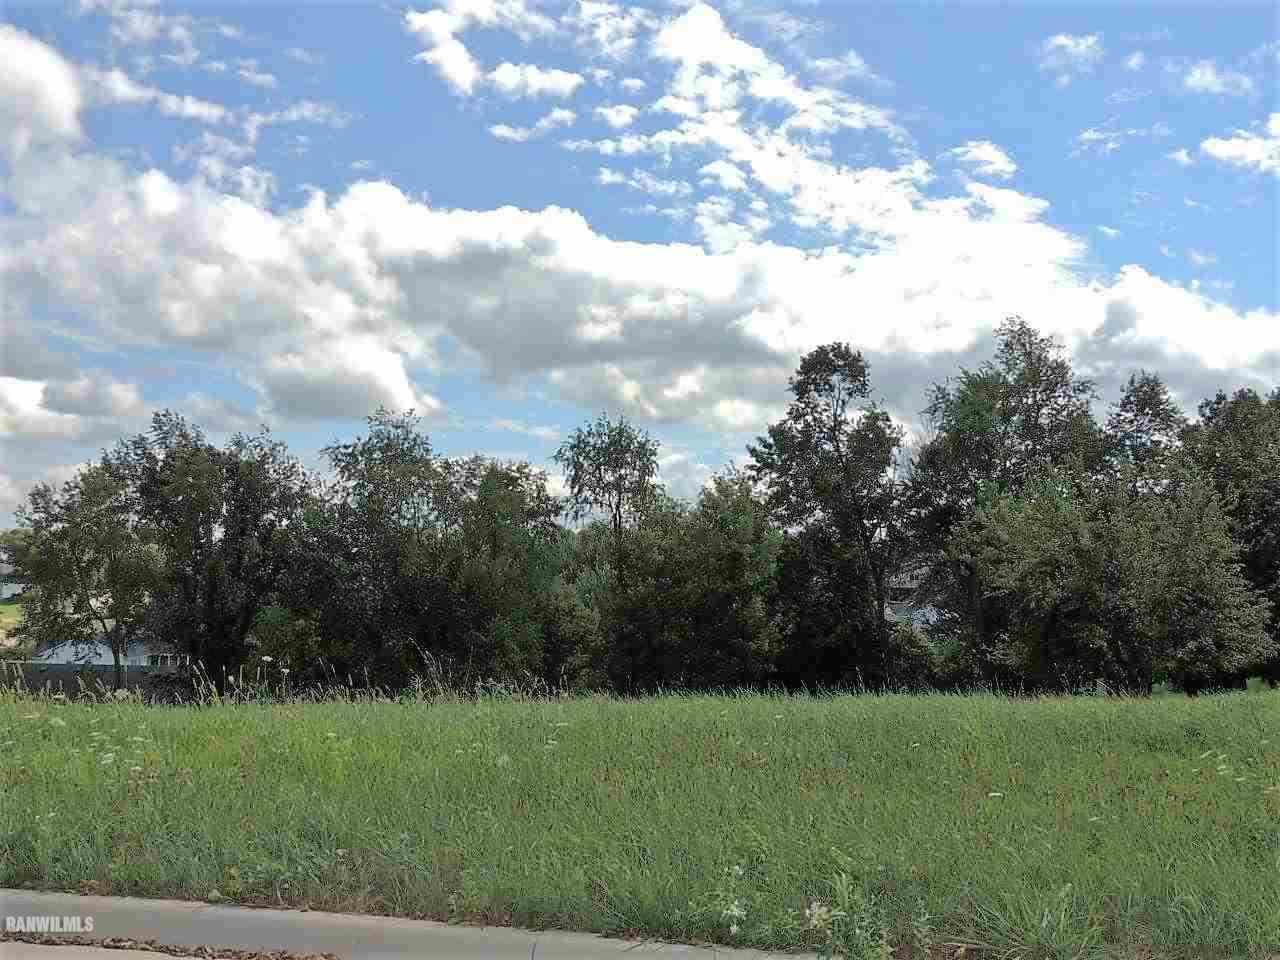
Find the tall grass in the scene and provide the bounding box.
[1,661,1277,959]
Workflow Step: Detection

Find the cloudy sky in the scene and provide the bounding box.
[1,0,1277,526]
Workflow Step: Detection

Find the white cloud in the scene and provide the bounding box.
[596,166,692,197]
[42,371,146,417]
[809,50,882,85]
[620,77,646,93]
[1073,120,1174,157]
[237,60,278,89]
[81,65,229,123]
[1097,226,1120,238]
[286,47,322,66]
[488,62,584,98]
[489,107,576,142]
[948,140,1017,180]
[1123,51,1146,71]
[1106,87,1149,104]
[1199,114,1280,176]
[6,3,1280,498]
[244,100,350,144]
[650,4,905,141]
[1182,59,1255,96]
[0,377,92,441]
[1039,33,1104,86]
[595,103,639,128]
[1166,147,1194,166]
[698,159,748,192]
[567,1,656,60]
[404,0,558,96]
[1187,249,1217,267]
[0,24,84,160]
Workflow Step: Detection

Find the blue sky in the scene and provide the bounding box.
[0,0,1277,526]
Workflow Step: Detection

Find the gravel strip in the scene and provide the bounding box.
[0,932,342,959]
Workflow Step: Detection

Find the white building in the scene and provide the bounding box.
[31,636,190,667]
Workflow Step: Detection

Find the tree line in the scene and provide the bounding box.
[3,317,1278,698]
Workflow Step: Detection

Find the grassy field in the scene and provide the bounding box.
[0,598,24,640]
[1,682,1278,960]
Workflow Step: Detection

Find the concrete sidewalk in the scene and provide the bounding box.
[0,890,821,959]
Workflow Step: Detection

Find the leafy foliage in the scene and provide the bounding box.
[6,463,162,687]
[102,411,313,693]
[4,320,1275,700]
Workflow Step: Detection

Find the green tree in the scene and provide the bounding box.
[957,455,1275,694]
[290,410,591,693]
[905,316,1109,687]
[7,463,162,688]
[552,411,662,595]
[1179,386,1280,686]
[594,468,785,695]
[104,411,313,694]
[1104,370,1189,496]
[747,342,912,689]
[296,407,459,687]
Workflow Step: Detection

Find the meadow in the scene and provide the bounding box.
[0,597,24,644]
[1,676,1278,960]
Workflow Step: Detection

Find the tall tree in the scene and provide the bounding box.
[1104,370,1189,495]
[552,411,662,595]
[7,463,162,689]
[104,411,312,694]
[905,316,1109,686]
[747,342,912,689]
[300,407,457,687]
[1179,387,1280,686]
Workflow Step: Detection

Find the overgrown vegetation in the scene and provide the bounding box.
[1,315,1278,699]
[1,676,1277,959]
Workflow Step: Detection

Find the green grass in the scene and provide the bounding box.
[1,682,1278,959]
[0,598,24,638]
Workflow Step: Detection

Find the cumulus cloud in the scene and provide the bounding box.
[1166,147,1194,166]
[1181,59,1255,96]
[0,24,84,160]
[594,103,639,128]
[1199,114,1280,176]
[488,62,584,98]
[404,0,561,96]
[948,140,1017,180]
[42,371,146,417]
[4,9,1280,527]
[1039,33,1104,86]
[567,1,656,60]
[1123,50,1146,70]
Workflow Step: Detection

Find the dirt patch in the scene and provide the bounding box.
[0,932,341,960]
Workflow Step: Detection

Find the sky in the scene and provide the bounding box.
[0,0,1277,527]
